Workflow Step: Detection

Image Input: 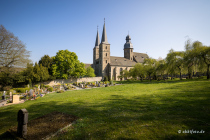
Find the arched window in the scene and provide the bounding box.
[106,46,107,49]
[106,60,107,63]
[106,53,107,56]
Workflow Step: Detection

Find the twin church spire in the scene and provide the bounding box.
[95,19,109,47]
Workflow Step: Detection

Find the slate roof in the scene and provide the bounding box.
[84,64,93,69]
[95,29,100,48]
[101,22,109,44]
[110,56,137,67]
[133,52,149,63]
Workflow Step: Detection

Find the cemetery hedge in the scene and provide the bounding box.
[0,79,209,139]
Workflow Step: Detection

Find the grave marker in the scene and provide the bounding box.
[17,109,28,138]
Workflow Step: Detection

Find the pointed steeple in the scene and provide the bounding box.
[101,18,108,44]
[95,26,100,48]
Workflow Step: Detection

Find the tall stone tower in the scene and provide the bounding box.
[124,35,133,60]
[99,20,110,79]
[93,28,100,76]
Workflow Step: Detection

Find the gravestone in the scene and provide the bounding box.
[10,92,12,100]
[17,109,28,138]
[2,91,6,100]
[38,85,40,90]
[13,95,20,103]
[29,89,33,97]
[98,83,100,87]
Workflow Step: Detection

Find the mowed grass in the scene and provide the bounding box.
[0,80,210,140]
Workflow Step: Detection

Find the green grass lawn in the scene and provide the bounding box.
[0,80,210,139]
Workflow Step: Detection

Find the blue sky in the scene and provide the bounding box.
[1,0,210,64]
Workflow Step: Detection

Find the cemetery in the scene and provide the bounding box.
[0,79,209,139]
[0,80,116,107]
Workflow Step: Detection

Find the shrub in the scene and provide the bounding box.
[48,87,53,92]
[44,85,50,88]
[3,86,12,91]
[57,90,64,93]
[20,96,25,100]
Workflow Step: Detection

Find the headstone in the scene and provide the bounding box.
[2,91,6,100]
[38,85,40,90]
[13,95,20,103]
[10,92,12,100]
[81,84,83,88]
[17,109,28,138]
[29,89,33,97]
[98,83,100,87]
[96,81,98,85]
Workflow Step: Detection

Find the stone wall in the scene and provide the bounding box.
[42,77,102,86]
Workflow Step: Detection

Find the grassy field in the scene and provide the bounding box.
[0,79,210,139]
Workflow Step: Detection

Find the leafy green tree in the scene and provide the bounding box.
[24,63,34,83]
[191,41,210,79]
[133,63,145,81]
[143,58,156,81]
[33,62,49,82]
[52,50,86,79]
[166,49,185,80]
[129,68,137,80]
[38,55,53,75]
[183,40,198,79]
[118,70,129,81]
[156,59,167,80]
[74,62,86,78]
[85,66,96,77]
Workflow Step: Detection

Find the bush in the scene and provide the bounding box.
[3,86,12,91]
[57,90,64,93]
[48,87,53,92]
[44,85,50,88]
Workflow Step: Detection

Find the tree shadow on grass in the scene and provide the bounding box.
[0,82,209,139]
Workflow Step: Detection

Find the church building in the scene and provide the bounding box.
[92,21,149,81]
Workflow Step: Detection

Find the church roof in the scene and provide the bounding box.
[124,34,133,48]
[133,52,149,63]
[110,56,137,67]
[84,64,93,69]
[95,29,100,47]
[101,21,109,44]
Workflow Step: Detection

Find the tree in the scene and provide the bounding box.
[156,59,167,80]
[143,58,156,81]
[166,49,185,80]
[133,63,145,81]
[118,69,129,81]
[191,41,210,79]
[0,25,30,71]
[38,55,53,75]
[183,39,198,79]
[33,62,49,82]
[85,66,96,77]
[52,50,86,79]
[0,25,30,88]
[74,62,86,78]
